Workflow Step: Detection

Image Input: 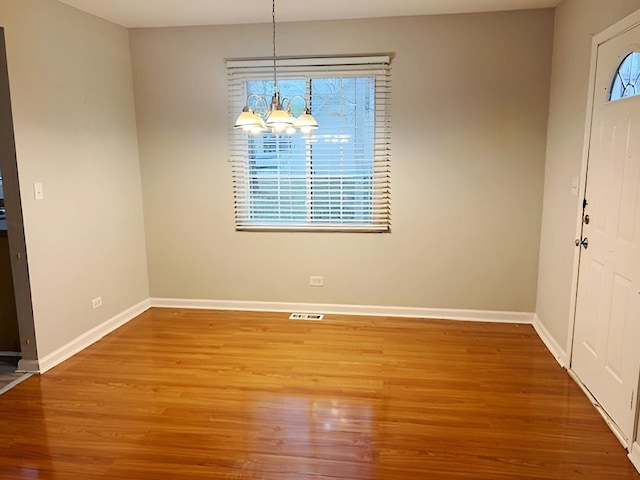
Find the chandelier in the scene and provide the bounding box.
[234,0,319,135]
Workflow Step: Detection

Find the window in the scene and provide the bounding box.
[227,56,391,232]
[609,51,640,101]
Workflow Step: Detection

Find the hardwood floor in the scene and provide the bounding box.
[0,308,637,479]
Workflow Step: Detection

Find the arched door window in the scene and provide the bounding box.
[609,51,640,101]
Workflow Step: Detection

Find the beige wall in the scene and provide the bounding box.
[0,0,149,358]
[131,10,554,312]
[536,0,640,352]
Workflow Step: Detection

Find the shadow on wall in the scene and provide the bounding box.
[0,169,19,353]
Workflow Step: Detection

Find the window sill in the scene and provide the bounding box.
[236,225,390,233]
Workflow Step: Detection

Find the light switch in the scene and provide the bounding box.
[34,182,43,200]
[571,176,580,196]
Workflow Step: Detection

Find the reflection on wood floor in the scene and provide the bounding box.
[0,308,637,479]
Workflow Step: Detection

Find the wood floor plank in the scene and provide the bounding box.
[0,308,638,479]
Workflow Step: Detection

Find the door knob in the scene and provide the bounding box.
[575,238,589,249]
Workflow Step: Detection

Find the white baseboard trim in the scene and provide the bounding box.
[27,298,541,376]
[37,299,151,374]
[150,298,535,324]
[532,314,567,368]
[629,442,640,474]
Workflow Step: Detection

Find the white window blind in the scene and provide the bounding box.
[227,55,391,232]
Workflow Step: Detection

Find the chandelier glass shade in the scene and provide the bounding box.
[234,0,318,135]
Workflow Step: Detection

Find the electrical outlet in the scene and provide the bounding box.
[309,276,324,287]
[92,297,102,309]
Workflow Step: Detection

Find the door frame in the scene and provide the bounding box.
[566,7,640,455]
[0,28,39,371]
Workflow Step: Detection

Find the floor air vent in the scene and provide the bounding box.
[289,313,324,321]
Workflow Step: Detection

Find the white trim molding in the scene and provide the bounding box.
[629,442,640,474]
[25,298,551,379]
[533,315,567,368]
[150,298,535,324]
[36,299,151,374]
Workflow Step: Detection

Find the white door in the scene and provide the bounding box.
[572,23,640,444]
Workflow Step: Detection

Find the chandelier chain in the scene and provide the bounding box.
[272,0,277,92]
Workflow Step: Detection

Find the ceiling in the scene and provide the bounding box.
[56,0,561,28]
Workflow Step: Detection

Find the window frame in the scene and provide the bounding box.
[226,55,391,233]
